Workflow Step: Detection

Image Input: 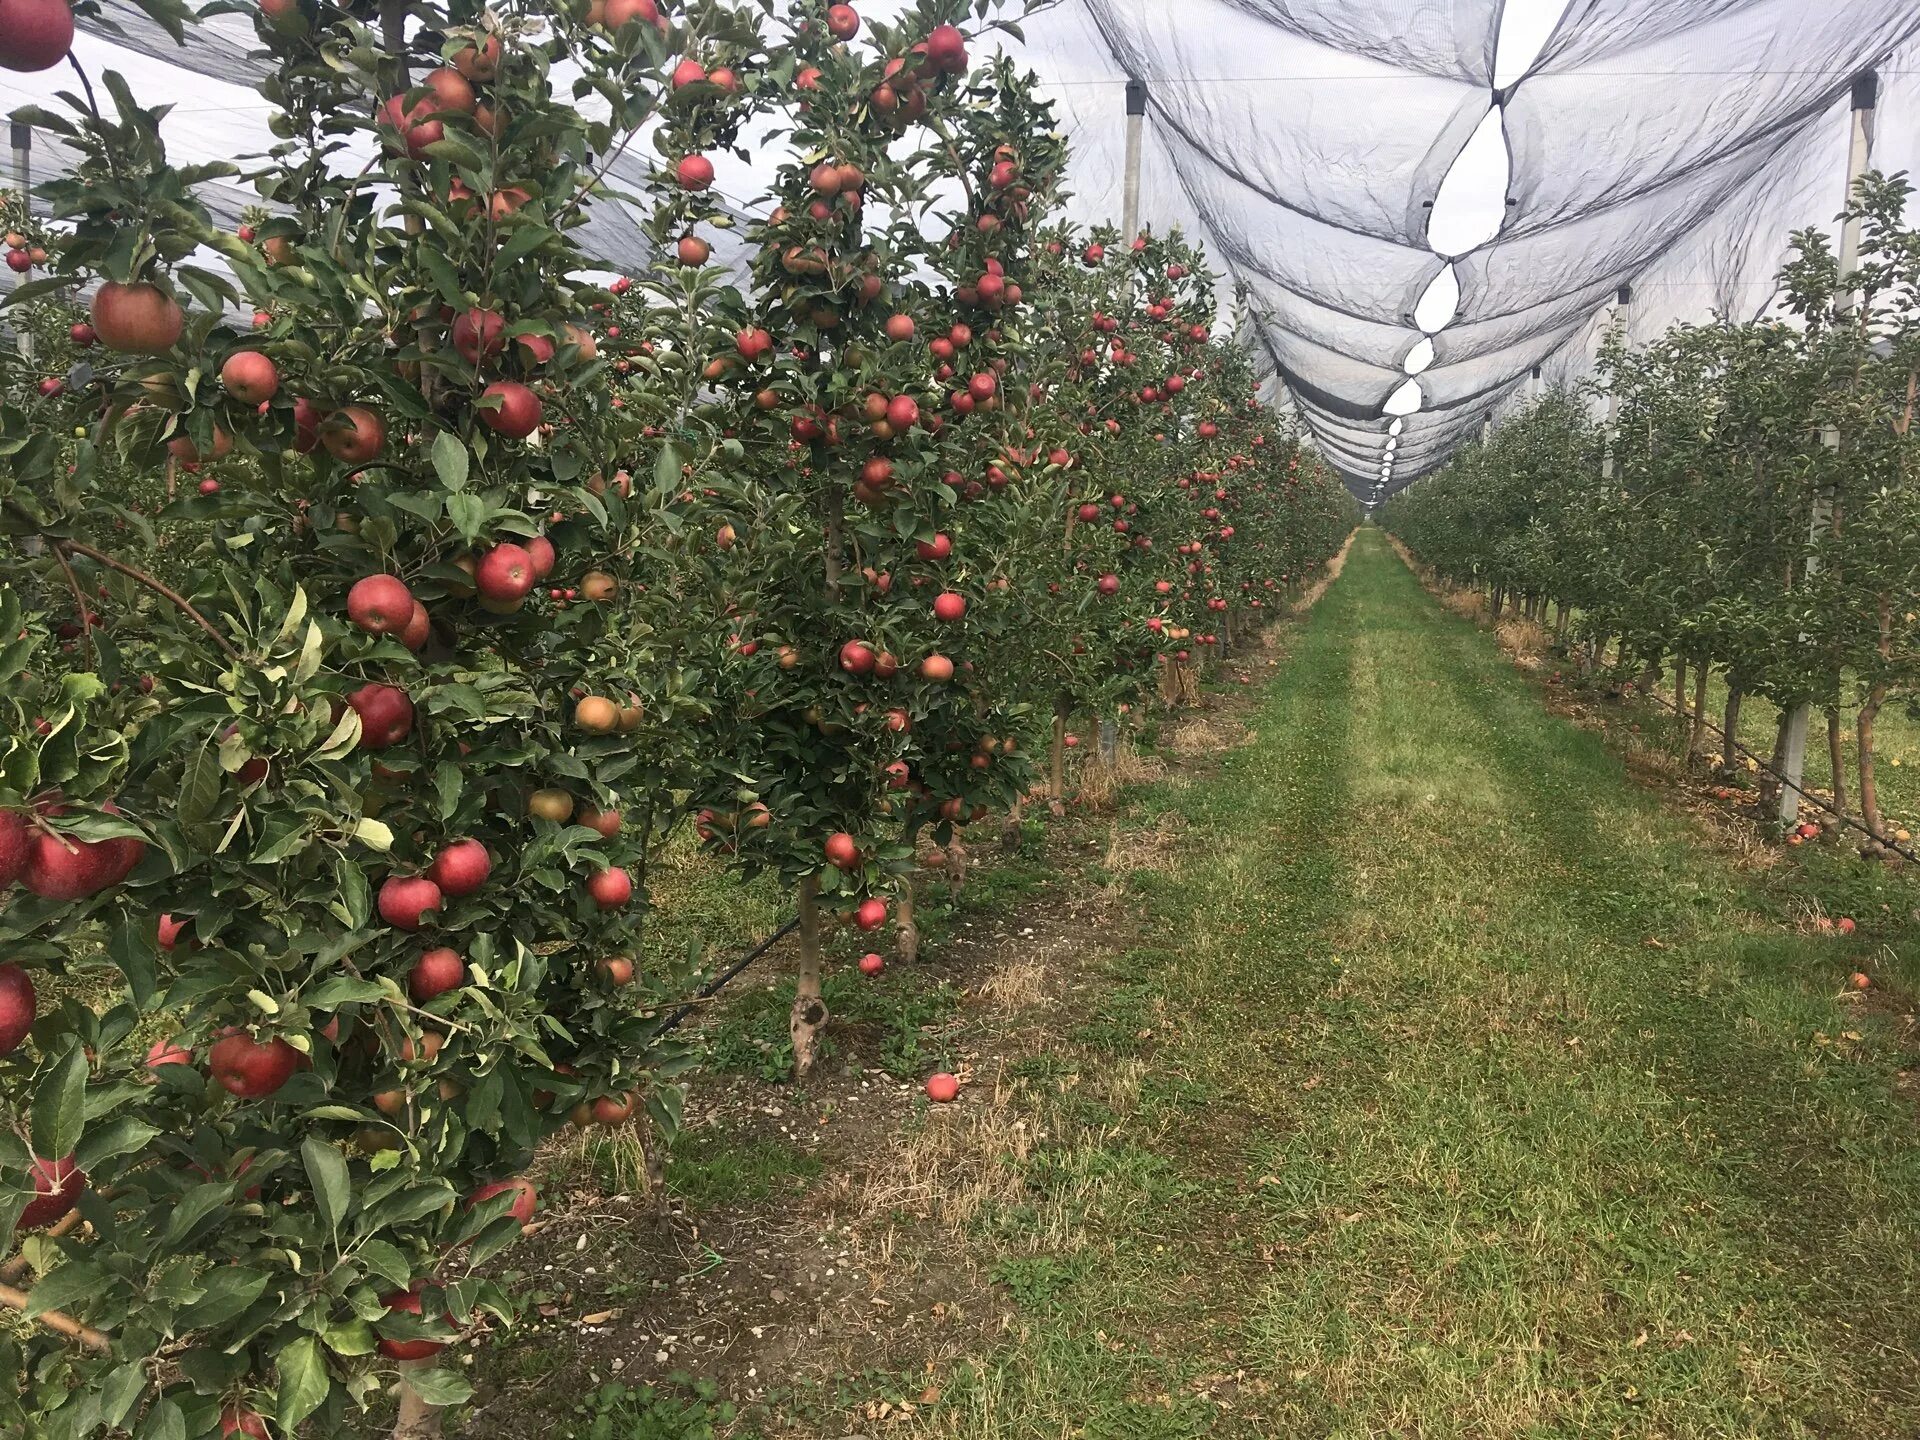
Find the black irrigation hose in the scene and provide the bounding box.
[1579,657,1920,867]
[648,916,801,1040]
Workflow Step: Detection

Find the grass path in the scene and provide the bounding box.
[922,527,1920,1439]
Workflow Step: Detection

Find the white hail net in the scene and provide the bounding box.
[5,0,1920,495]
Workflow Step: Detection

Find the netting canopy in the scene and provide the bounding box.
[6,0,1920,497]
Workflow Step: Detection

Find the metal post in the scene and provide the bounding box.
[1778,71,1876,827]
[10,121,30,360]
[1121,79,1146,241]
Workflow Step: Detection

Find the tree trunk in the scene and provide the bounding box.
[895,870,919,966]
[1097,713,1118,764]
[1826,708,1849,818]
[394,1363,444,1440]
[1686,661,1709,769]
[1673,657,1687,716]
[1860,684,1887,842]
[1047,705,1067,816]
[1490,585,1504,621]
[1634,654,1661,695]
[1000,797,1023,852]
[790,876,826,1077]
[1760,709,1792,814]
[1719,685,1744,775]
[945,835,969,900]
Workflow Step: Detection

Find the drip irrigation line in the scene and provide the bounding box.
[649,916,801,1040]
[1582,652,1919,866]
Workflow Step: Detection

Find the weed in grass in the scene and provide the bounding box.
[562,1378,738,1440]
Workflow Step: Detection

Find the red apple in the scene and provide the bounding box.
[90,281,184,355]
[346,573,415,636]
[377,1285,447,1360]
[586,866,632,909]
[219,1407,271,1439]
[924,1071,959,1103]
[916,533,952,561]
[933,592,966,622]
[378,874,443,931]
[824,832,860,871]
[451,308,505,363]
[0,0,75,71]
[839,640,877,676]
[920,654,954,682]
[479,380,542,438]
[19,1155,83,1230]
[409,946,466,1002]
[219,349,279,404]
[207,1029,301,1098]
[0,963,35,1055]
[476,543,536,602]
[859,952,885,977]
[675,154,715,191]
[468,1176,538,1226]
[321,406,386,465]
[854,897,887,931]
[146,1036,193,1071]
[0,810,26,889]
[427,838,491,897]
[347,682,414,749]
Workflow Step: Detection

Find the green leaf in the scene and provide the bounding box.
[447,491,488,543]
[24,1259,111,1318]
[303,1137,350,1234]
[172,1265,270,1331]
[177,744,222,826]
[275,1334,330,1433]
[134,1397,187,1440]
[352,817,394,852]
[335,855,372,929]
[75,1115,160,1172]
[31,1044,88,1160]
[107,918,160,1010]
[397,1366,472,1406]
[431,431,470,491]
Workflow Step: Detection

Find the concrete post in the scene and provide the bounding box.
[1121,79,1146,242]
[1778,71,1876,827]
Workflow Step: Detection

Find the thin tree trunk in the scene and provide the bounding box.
[1860,685,1887,842]
[790,876,826,1077]
[1720,685,1744,775]
[394,1363,444,1440]
[895,870,919,965]
[1048,705,1067,815]
[1760,709,1792,814]
[1860,593,1893,841]
[1826,708,1849,818]
[1686,661,1710,769]
[1490,585,1504,621]
[1673,657,1687,716]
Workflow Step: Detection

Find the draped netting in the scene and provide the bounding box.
[7,0,1920,495]
[1001,0,1920,496]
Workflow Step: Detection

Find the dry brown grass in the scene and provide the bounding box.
[1163,711,1251,759]
[1077,740,1165,812]
[1102,809,1185,883]
[1293,528,1358,613]
[975,958,1050,1012]
[1496,614,1550,667]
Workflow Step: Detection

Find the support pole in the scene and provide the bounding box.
[10,121,32,361]
[1120,79,1146,241]
[1778,71,1876,828]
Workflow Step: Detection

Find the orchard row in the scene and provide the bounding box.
[0,1,1352,1436]
[1381,173,1920,841]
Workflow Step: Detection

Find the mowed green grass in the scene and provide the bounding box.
[919,528,1920,1439]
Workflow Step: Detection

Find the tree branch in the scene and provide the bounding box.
[54,538,240,661]
[0,1281,111,1352]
